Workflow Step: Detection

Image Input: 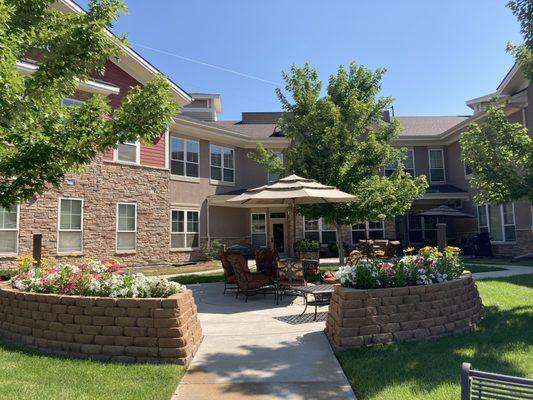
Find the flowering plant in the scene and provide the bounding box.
[10,258,184,298]
[336,246,465,289]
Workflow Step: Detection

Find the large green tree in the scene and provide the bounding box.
[251,62,428,263]
[0,0,179,207]
[461,102,533,204]
[461,0,533,205]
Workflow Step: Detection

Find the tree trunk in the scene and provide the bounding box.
[335,223,345,265]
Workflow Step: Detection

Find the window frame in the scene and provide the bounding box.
[115,141,141,165]
[407,212,438,245]
[170,208,200,251]
[303,217,337,244]
[384,149,415,177]
[61,98,85,107]
[0,204,20,256]
[351,221,385,244]
[57,197,84,255]
[209,144,235,185]
[170,136,200,181]
[251,212,268,249]
[116,202,137,253]
[428,148,446,184]
[477,203,516,244]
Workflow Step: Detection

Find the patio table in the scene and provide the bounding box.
[296,284,335,320]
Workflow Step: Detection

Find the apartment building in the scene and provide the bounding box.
[1,0,531,269]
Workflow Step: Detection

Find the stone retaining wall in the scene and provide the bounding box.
[326,273,483,350]
[0,282,202,364]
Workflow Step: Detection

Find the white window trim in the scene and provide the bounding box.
[209,144,235,186]
[251,212,268,247]
[170,209,200,251]
[116,202,137,253]
[350,221,385,244]
[267,151,284,183]
[114,141,141,166]
[428,148,446,184]
[170,136,200,182]
[303,217,337,243]
[57,197,84,255]
[384,149,415,177]
[477,203,516,244]
[0,204,20,256]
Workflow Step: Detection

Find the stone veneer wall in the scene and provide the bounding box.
[326,273,483,350]
[0,282,202,364]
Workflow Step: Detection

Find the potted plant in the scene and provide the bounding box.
[295,239,320,260]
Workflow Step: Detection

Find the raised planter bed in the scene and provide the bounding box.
[0,282,202,364]
[326,273,484,350]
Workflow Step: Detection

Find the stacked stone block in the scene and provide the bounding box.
[326,273,483,350]
[0,282,202,364]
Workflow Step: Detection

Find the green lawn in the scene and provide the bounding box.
[336,274,533,400]
[464,257,533,267]
[0,340,186,400]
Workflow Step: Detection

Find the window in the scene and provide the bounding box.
[408,213,437,245]
[477,204,516,242]
[464,161,473,177]
[116,203,137,251]
[171,137,199,178]
[429,149,445,183]
[304,217,337,244]
[0,205,19,255]
[384,150,415,177]
[188,99,210,108]
[58,198,83,253]
[268,151,283,183]
[210,145,234,183]
[116,141,139,164]
[351,221,384,243]
[171,210,199,249]
[61,98,84,107]
[251,213,267,248]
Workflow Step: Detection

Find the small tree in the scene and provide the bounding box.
[461,101,533,204]
[0,0,179,207]
[460,1,533,205]
[251,62,428,264]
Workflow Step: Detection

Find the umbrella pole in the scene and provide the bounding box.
[292,200,296,258]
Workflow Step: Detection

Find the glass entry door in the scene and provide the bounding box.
[272,223,285,254]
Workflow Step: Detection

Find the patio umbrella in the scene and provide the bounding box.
[227,174,356,256]
[418,205,475,219]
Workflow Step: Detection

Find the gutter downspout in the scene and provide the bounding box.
[206,198,211,249]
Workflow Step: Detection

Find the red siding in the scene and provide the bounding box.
[141,134,166,168]
[102,60,166,168]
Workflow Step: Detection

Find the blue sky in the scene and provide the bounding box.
[79,0,522,120]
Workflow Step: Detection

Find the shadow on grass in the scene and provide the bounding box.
[337,277,533,399]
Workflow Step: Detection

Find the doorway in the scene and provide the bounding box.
[269,213,287,257]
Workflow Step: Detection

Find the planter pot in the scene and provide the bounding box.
[326,273,484,350]
[299,250,319,260]
[0,282,203,364]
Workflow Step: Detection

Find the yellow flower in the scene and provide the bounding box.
[404,247,415,254]
[444,246,461,254]
[418,246,433,256]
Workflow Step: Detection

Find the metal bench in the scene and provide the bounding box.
[461,362,533,400]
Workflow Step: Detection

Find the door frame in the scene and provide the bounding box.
[269,217,288,257]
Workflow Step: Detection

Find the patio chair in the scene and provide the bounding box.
[227,253,273,303]
[220,251,239,294]
[255,248,279,278]
[384,240,400,259]
[373,239,389,258]
[277,259,306,301]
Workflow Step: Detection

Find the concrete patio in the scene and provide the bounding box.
[173,282,356,400]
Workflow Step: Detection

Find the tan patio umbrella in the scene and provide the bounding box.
[227,174,356,256]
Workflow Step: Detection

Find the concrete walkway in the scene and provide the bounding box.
[470,264,533,280]
[173,283,356,400]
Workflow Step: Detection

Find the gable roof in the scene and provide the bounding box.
[54,0,192,106]
[395,116,470,137]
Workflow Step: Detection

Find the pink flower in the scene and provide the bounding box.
[39,277,47,284]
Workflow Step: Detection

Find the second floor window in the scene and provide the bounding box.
[117,141,139,164]
[268,151,284,183]
[429,149,445,183]
[116,203,137,251]
[171,137,199,178]
[210,145,234,183]
[58,198,83,253]
[384,150,415,177]
[0,205,19,255]
[61,98,85,107]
